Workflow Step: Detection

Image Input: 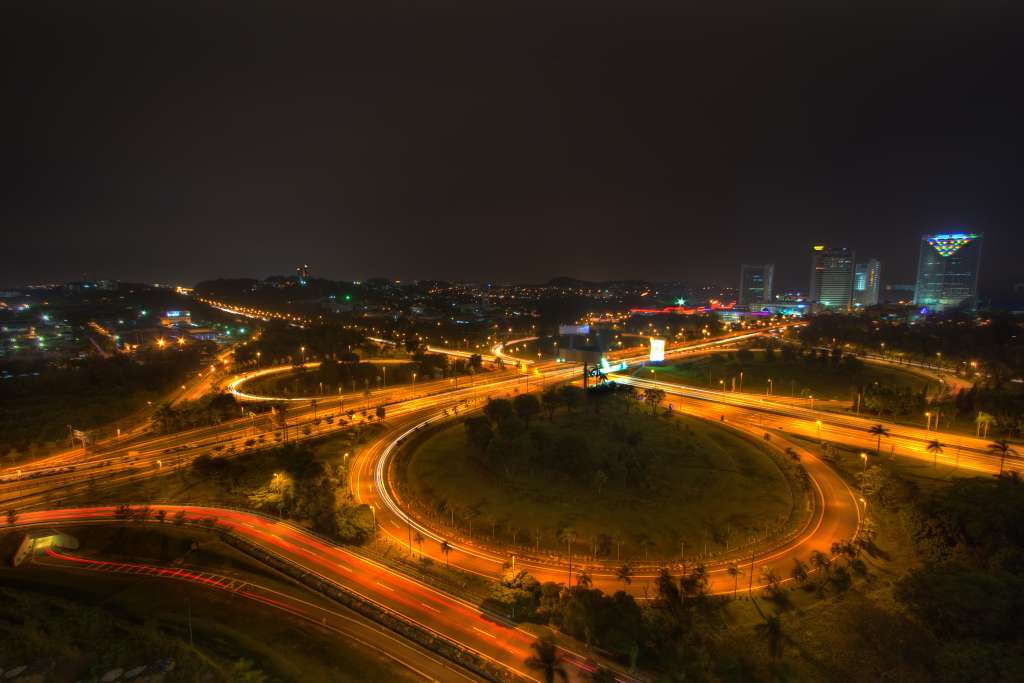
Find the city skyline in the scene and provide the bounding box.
[3,3,1023,288]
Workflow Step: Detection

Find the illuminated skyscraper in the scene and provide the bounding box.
[296,264,310,285]
[739,264,774,308]
[809,246,855,311]
[914,232,982,312]
[853,258,881,307]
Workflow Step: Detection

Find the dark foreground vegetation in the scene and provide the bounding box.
[495,457,1024,681]
[0,348,203,460]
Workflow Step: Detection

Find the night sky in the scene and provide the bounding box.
[2,2,1022,290]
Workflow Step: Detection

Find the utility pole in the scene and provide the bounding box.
[748,550,755,596]
[187,597,194,648]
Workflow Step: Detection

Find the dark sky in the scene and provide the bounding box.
[2,1,1022,290]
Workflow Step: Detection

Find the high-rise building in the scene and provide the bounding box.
[853,259,881,307]
[296,264,310,285]
[914,232,983,313]
[738,264,774,308]
[809,246,855,311]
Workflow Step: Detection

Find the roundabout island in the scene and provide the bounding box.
[396,388,803,564]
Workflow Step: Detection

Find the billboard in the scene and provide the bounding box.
[649,338,665,362]
[558,324,591,336]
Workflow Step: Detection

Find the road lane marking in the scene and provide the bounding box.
[375,581,394,591]
[472,626,497,638]
[419,601,441,613]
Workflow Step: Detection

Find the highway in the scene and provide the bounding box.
[10,504,599,683]
[6,322,1011,682]
[33,546,486,683]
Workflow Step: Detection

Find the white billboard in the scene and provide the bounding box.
[649,338,665,362]
[558,324,591,336]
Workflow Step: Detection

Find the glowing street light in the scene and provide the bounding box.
[860,452,868,470]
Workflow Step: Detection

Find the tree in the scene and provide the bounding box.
[642,388,666,415]
[440,539,452,567]
[484,398,515,424]
[227,658,267,683]
[6,508,16,526]
[868,423,891,454]
[464,416,494,455]
[755,614,785,662]
[976,411,996,438]
[810,549,831,580]
[618,384,639,414]
[727,562,742,598]
[560,527,578,585]
[414,531,425,558]
[593,469,608,496]
[577,569,593,588]
[513,393,542,426]
[525,635,569,683]
[791,557,809,585]
[557,385,585,414]
[760,565,781,594]
[988,439,1017,475]
[615,563,633,586]
[375,405,386,421]
[541,387,561,420]
[926,439,944,467]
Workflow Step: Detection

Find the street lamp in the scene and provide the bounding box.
[860,452,868,470]
[816,419,822,439]
[925,411,932,431]
[256,351,261,368]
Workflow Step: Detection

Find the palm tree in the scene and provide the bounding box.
[525,635,569,683]
[576,569,593,589]
[559,527,577,586]
[809,549,831,579]
[615,563,633,586]
[976,411,995,438]
[755,614,784,662]
[727,562,742,598]
[926,439,944,467]
[760,565,780,594]
[868,423,890,454]
[642,388,667,415]
[414,531,425,559]
[988,439,1017,475]
[791,558,808,585]
[439,539,451,567]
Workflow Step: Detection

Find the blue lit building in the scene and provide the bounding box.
[914,232,983,313]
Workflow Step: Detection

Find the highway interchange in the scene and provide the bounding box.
[4,324,1018,682]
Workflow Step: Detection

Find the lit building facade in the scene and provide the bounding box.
[738,264,774,308]
[854,258,881,307]
[809,246,855,311]
[914,232,982,312]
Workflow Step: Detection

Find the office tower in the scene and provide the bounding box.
[853,258,881,307]
[809,246,855,311]
[914,232,983,312]
[296,264,310,285]
[739,264,774,308]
